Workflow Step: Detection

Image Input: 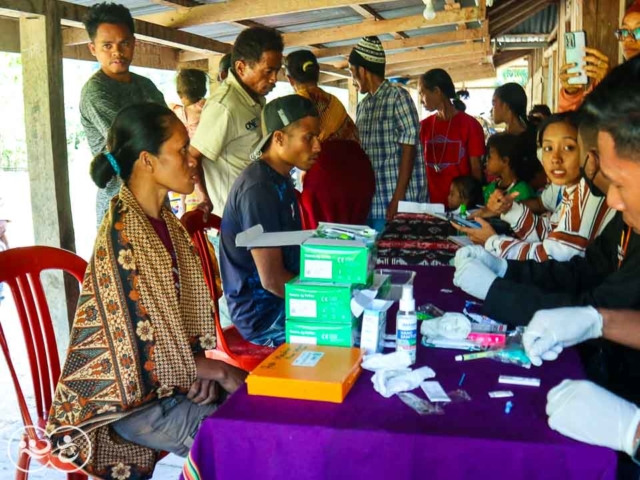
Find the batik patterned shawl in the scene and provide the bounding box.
[46,185,216,480]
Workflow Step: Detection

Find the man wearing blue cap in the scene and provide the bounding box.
[220,95,321,347]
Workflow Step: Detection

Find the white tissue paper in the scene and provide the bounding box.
[371,366,437,398]
[420,312,472,339]
[362,351,413,372]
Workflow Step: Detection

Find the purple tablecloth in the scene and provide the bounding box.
[182,267,617,480]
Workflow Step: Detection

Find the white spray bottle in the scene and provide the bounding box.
[396,284,417,365]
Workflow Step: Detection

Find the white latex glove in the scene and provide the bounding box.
[523,307,603,367]
[453,245,508,277]
[420,313,472,339]
[362,351,412,372]
[453,259,496,300]
[547,380,640,456]
[372,366,436,398]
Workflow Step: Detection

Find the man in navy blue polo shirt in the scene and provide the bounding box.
[220,95,321,347]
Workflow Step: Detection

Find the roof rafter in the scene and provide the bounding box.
[331,41,488,68]
[312,23,488,59]
[139,0,396,29]
[284,6,481,48]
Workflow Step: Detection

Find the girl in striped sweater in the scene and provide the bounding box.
[454,112,614,262]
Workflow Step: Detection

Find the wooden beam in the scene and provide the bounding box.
[284,7,481,48]
[318,62,351,79]
[61,26,88,46]
[332,41,488,68]
[494,49,533,67]
[388,57,493,76]
[0,0,231,54]
[148,0,200,8]
[350,4,407,40]
[0,19,180,70]
[488,0,521,19]
[348,81,358,119]
[178,50,222,64]
[491,0,553,36]
[313,24,488,59]
[139,0,395,29]
[19,0,78,350]
[0,16,19,52]
[401,65,496,82]
[63,40,179,70]
[350,5,376,19]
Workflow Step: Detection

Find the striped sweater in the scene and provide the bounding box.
[485,179,615,262]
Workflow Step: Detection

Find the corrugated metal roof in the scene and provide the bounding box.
[64,0,497,53]
[181,23,244,44]
[372,0,478,14]
[255,7,358,29]
[68,0,172,16]
[65,0,228,17]
[506,3,557,35]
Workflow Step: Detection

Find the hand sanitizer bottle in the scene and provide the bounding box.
[396,284,418,365]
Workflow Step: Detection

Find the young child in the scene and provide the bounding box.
[169,68,209,216]
[447,175,483,212]
[483,133,537,205]
[455,113,615,262]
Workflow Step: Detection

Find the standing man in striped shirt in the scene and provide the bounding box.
[348,37,427,232]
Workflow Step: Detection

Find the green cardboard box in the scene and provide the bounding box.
[300,238,375,284]
[285,278,356,324]
[285,319,359,347]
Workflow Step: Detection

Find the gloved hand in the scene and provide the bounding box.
[547,379,640,456]
[523,307,603,366]
[453,259,496,300]
[453,245,508,277]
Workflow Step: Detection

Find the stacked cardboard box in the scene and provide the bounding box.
[284,224,377,347]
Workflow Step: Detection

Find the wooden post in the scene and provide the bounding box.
[348,81,358,120]
[20,0,78,355]
[582,0,623,68]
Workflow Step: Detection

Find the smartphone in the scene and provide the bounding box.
[450,215,481,229]
[565,31,587,85]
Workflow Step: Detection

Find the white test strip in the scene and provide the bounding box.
[488,390,514,398]
[420,381,452,402]
[498,375,540,387]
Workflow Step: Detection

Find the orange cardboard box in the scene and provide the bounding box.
[246,344,363,403]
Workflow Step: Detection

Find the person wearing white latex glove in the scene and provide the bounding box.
[523,306,603,367]
[453,245,508,277]
[453,259,497,300]
[547,379,640,457]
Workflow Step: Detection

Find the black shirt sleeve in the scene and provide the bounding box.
[483,213,640,325]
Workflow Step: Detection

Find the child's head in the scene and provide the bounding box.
[449,176,483,210]
[538,112,581,187]
[176,69,209,106]
[486,133,537,183]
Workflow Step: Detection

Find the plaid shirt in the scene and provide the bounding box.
[356,80,427,219]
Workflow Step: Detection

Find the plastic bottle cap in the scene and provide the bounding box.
[400,284,415,312]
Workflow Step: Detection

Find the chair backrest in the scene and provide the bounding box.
[180,211,228,351]
[0,246,87,433]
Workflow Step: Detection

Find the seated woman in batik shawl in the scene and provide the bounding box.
[46,103,247,480]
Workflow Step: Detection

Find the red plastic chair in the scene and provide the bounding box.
[0,246,88,480]
[181,211,275,371]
